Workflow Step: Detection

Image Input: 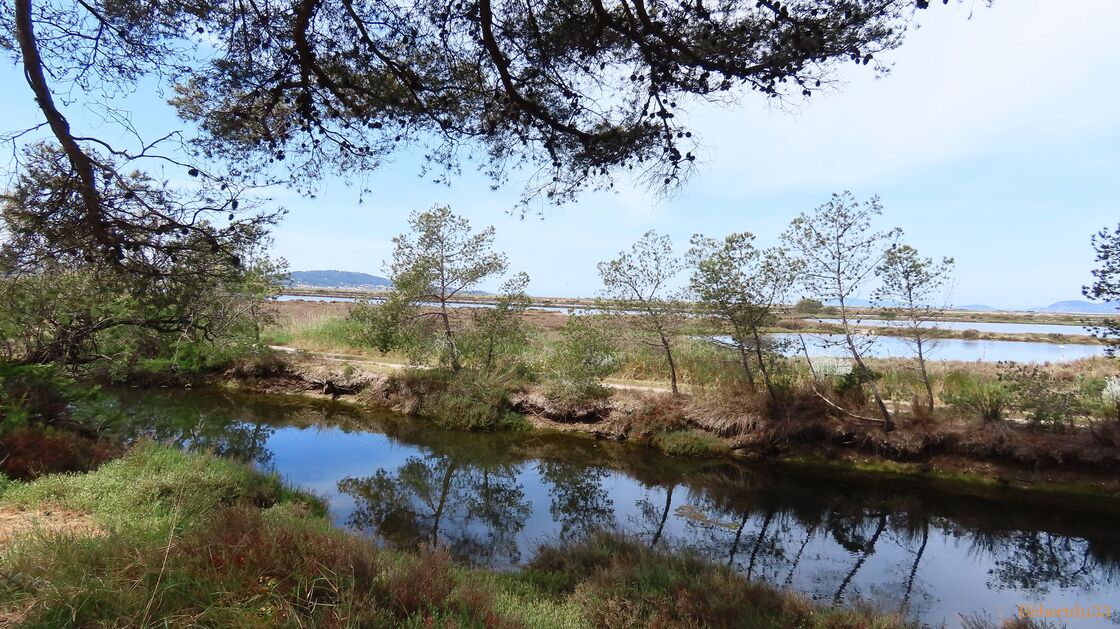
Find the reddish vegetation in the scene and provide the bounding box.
[0,427,116,480]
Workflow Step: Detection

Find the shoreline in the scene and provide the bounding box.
[216,354,1120,501]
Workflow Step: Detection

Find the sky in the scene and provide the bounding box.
[2,0,1118,308]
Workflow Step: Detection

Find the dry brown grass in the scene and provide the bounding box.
[0,506,103,544]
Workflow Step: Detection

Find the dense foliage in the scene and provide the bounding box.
[1084,223,1120,356]
[3,0,956,267]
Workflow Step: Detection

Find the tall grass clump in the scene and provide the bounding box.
[656,429,730,457]
[941,372,1010,422]
[615,338,748,390]
[403,368,528,431]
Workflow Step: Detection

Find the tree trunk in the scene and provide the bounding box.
[727,510,750,567]
[838,288,893,431]
[429,462,459,545]
[660,333,679,396]
[916,337,934,415]
[901,522,929,611]
[730,319,756,387]
[14,0,108,247]
[783,529,814,588]
[750,326,777,402]
[439,305,461,371]
[848,340,893,431]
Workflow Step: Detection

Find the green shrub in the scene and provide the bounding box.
[227,347,291,378]
[259,327,295,346]
[541,315,618,406]
[793,298,824,314]
[941,372,1010,422]
[0,362,83,430]
[656,429,729,457]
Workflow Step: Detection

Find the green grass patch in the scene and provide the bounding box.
[656,429,730,457]
[0,443,323,536]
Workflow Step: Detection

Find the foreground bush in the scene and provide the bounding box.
[0,446,916,628]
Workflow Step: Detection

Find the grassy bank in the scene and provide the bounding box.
[0,445,915,628]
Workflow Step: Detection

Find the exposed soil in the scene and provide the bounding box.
[0,506,103,544]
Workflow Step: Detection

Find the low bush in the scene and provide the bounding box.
[0,362,86,429]
[0,427,116,480]
[998,363,1082,430]
[941,372,1010,422]
[629,395,690,443]
[226,347,292,379]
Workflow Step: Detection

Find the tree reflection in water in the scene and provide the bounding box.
[339,455,530,567]
[537,462,616,542]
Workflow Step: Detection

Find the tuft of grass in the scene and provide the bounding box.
[403,368,529,432]
[656,429,730,457]
[941,372,1010,422]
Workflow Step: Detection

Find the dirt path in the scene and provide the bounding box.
[268,345,674,393]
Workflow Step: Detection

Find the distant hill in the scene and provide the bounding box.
[287,270,391,289]
[955,304,996,312]
[1031,300,1120,314]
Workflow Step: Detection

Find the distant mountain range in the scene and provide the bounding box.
[285,270,493,295]
[286,270,391,289]
[286,273,1118,313]
[1029,300,1120,314]
[820,298,1118,314]
[947,300,1118,314]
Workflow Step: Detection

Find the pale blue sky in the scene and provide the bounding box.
[2,0,1117,308]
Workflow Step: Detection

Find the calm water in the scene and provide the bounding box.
[761,333,1103,363]
[811,318,1097,337]
[108,389,1120,627]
